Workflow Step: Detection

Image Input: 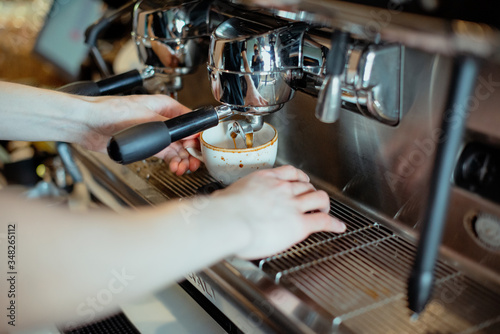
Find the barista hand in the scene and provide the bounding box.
[0,82,201,175]
[214,165,346,259]
[81,94,202,175]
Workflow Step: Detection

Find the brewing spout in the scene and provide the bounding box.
[245,115,264,132]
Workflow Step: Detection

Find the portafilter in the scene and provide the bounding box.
[107,17,307,164]
[208,17,308,115]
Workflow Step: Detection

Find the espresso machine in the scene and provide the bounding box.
[71,0,500,333]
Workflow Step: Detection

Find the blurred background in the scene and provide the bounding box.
[0,0,65,87]
[0,0,133,85]
[0,0,131,190]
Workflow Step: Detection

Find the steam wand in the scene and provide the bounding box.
[315,30,350,123]
[57,67,153,96]
[84,1,136,77]
[407,56,479,316]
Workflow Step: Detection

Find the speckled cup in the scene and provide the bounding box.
[188,121,278,185]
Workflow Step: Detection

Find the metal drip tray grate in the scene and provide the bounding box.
[259,198,500,333]
[121,159,500,333]
[129,160,216,199]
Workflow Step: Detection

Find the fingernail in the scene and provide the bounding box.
[334,218,347,232]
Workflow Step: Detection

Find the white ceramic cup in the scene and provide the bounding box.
[187,121,278,185]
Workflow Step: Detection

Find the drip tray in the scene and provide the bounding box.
[259,198,500,333]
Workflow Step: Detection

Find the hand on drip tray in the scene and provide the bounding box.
[212,165,347,259]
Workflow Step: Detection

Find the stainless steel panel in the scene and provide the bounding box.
[268,47,451,222]
[268,46,500,277]
[238,0,500,61]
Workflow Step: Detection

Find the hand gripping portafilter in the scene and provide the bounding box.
[107,105,233,164]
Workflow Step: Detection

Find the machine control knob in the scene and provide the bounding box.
[461,151,494,189]
[455,143,500,203]
[474,213,500,249]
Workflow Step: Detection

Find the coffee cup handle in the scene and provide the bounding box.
[186,147,205,163]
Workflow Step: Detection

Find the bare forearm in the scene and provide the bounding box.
[0,81,192,156]
[0,192,250,330]
[0,81,92,144]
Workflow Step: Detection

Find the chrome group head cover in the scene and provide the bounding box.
[133,0,214,77]
[208,17,308,114]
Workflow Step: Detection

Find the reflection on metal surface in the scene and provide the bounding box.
[208,17,309,114]
[324,43,403,125]
[228,120,253,148]
[356,44,401,125]
[208,15,401,122]
[133,0,214,76]
[134,1,403,122]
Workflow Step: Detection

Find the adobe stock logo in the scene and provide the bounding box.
[65,268,135,329]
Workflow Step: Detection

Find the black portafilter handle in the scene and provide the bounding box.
[107,105,233,164]
[57,69,144,96]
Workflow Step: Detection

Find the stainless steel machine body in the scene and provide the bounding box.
[75,0,500,332]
